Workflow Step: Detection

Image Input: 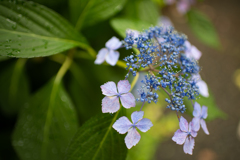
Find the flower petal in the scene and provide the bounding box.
[105,50,119,66]
[120,93,136,109]
[100,81,118,96]
[191,117,200,132]
[183,136,195,155]
[172,129,188,145]
[105,36,122,50]
[201,106,208,119]
[190,45,202,60]
[180,116,188,132]
[94,48,108,64]
[177,0,190,14]
[124,128,141,149]
[197,80,209,97]
[189,122,198,137]
[200,119,209,135]
[101,96,120,113]
[117,80,131,94]
[136,118,153,132]
[131,111,144,124]
[193,102,201,118]
[113,116,132,134]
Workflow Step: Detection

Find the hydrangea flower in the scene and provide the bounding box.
[101,80,136,113]
[192,102,209,135]
[192,74,209,97]
[172,116,198,155]
[94,36,122,66]
[113,111,153,149]
[176,0,195,14]
[184,41,202,60]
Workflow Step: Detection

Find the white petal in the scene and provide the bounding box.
[197,80,209,97]
[136,118,153,132]
[190,45,202,60]
[94,48,108,64]
[183,136,195,155]
[112,116,132,134]
[100,81,118,96]
[200,119,209,135]
[124,128,141,149]
[120,93,136,109]
[193,102,201,117]
[117,80,131,94]
[172,129,188,145]
[179,116,189,132]
[105,36,122,50]
[105,50,119,66]
[131,111,144,124]
[101,96,120,113]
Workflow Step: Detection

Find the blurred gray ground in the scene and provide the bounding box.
[156,0,240,160]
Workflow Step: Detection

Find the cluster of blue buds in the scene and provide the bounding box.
[97,24,209,154]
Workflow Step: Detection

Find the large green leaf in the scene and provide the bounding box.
[185,91,227,121]
[70,0,127,30]
[0,0,89,58]
[122,0,159,25]
[187,9,220,49]
[12,79,78,160]
[110,18,152,38]
[65,109,127,160]
[0,59,29,116]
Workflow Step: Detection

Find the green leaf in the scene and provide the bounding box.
[185,90,227,121]
[123,0,159,25]
[65,109,127,160]
[12,79,78,160]
[110,18,152,38]
[0,0,89,58]
[70,0,127,30]
[187,9,220,49]
[0,59,29,115]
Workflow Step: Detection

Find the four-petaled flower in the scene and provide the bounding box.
[113,111,153,149]
[172,116,198,155]
[101,80,136,113]
[192,102,209,135]
[94,36,122,66]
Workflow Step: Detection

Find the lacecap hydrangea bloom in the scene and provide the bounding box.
[98,23,210,154]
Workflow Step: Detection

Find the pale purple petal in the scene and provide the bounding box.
[105,36,122,50]
[184,40,191,51]
[113,116,132,134]
[191,117,200,132]
[172,129,188,145]
[189,122,198,137]
[191,73,201,81]
[117,80,131,94]
[136,118,153,132]
[190,45,202,60]
[200,119,209,135]
[131,111,144,124]
[102,96,120,113]
[183,136,195,155]
[201,106,208,119]
[105,50,119,66]
[193,102,201,118]
[120,93,136,109]
[197,80,209,97]
[100,81,118,96]
[94,48,108,64]
[124,128,141,149]
[126,29,139,39]
[179,116,188,132]
[158,16,173,27]
[177,0,190,14]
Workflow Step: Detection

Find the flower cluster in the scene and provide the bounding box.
[97,24,209,154]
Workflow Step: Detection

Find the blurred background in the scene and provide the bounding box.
[0,0,240,160]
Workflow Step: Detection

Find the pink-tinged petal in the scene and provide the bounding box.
[100,81,118,96]
[184,40,191,51]
[105,50,119,66]
[183,136,195,155]
[124,128,141,149]
[190,45,202,60]
[191,117,200,132]
[193,102,201,118]
[117,80,131,94]
[136,118,153,132]
[197,80,209,97]
[112,116,132,134]
[105,36,122,50]
[201,106,208,119]
[200,119,209,135]
[177,0,190,15]
[172,129,188,145]
[102,96,120,113]
[120,93,136,109]
[179,116,188,132]
[94,48,108,64]
[131,111,144,124]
